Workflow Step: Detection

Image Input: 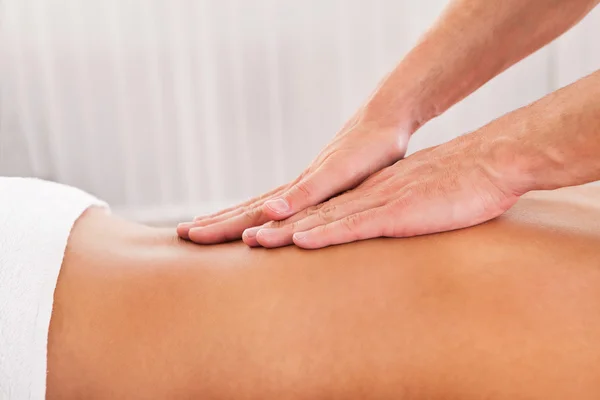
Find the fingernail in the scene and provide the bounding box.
[244,227,260,239]
[178,222,195,229]
[293,232,308,242]
[265,199,290,215]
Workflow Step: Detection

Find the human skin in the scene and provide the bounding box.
[178,0,600,248]
[182,67,600,250]
[48,186,600,399]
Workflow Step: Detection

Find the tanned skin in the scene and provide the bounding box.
[49,187,600,399]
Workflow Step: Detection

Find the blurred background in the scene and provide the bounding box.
[0,0,599,224]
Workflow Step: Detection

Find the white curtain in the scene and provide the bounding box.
[0,0,598,223]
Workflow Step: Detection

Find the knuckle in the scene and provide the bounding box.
[318,204,338,223]
[304,205,320,216]
[264,215,298,230]
[261,220,277,229]
[242,206,262,223]
[294,181,313,200]
[341,213,362,232]
[289,220,303,232]
[268,219,286,229]
[306,202,327,216]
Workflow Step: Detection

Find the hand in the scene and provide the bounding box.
[177,108,414,243]
[243,132,520,249]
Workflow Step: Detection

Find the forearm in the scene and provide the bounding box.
[365,0,599,132]
[479,69,600,194]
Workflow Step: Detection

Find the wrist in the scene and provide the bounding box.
[361,45,452,136]
[475,112,554,197]
[361,83,439,139]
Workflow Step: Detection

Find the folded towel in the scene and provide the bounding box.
[0,177,108,399]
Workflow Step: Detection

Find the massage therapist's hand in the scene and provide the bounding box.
[177,0,600,246]
[177,108,416,244]
[245,131,520,249]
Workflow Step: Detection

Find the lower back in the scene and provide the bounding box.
[48,187,600,399]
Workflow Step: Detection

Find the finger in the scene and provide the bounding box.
[178,183,291,240]
[241,199,325,247]
[193,182,291,222]
[263,160,365,221]
[255,193,381,248]
[242,204,318,246]
[241,223,269,247]
[191,184,287,228]
[292,206,390,249]
[177,222,197,240]
[187,206,271,244]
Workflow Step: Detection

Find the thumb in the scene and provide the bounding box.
[263,163,360,220]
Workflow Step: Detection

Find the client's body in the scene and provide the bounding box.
[47,187,600,399]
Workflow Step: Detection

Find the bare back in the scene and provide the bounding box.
[48,186,600,399]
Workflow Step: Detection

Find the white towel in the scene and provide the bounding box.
[0,177,108,399]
